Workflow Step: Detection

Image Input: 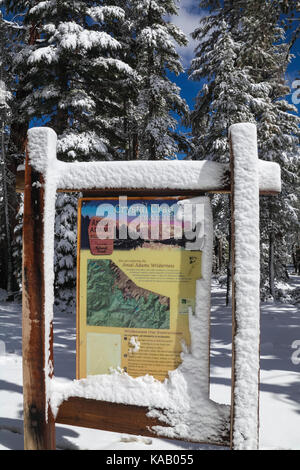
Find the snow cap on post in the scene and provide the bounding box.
[27,127,57,174]
[229,122,258,168]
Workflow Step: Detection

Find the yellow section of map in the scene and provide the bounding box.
[78,246,202,381]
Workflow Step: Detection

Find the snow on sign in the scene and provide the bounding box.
[21,123,281,451]
[77,196,206,381]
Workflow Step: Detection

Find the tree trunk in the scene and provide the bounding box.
[1,121,14,297]
[218,237,223,272]
[269,231,275,298]
[0,25,15,297]
[133,133,139,160]
[53,61,69,137]
[292,248,297,273]
[226,222,232,306]
[8,23,39,164]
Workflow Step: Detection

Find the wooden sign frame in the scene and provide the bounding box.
[21,124,281,450]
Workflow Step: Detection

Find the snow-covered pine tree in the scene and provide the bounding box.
[0,12,23,296]
[9,0,136,161]
[238,0,300,297]
[189,1,261,161]
[12,194,23,293]
[2,0,137,306]
[189,0,299,298]
[54,193,77,311]
[88,0,140,161]
[188,1,255,292]
[122,0,190,160]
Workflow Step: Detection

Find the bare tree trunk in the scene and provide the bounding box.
[226,222,232,306]
[0,22,14,297]
[7,23,39,164]
[269,231,275,298]
[1,121,14,296]
[292,246,297,273]
[133,133,139,160]
[218,237,223,272]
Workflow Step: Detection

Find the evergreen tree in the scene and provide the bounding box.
[111,0,190,160]
[132,0,190,159]
[12,195,23,292]
[1,0,192,305]
[189,0,299,297]
[54,193,78,311]
[239,0,299,296]
[0,12,23,295]
[12,1,137,161]
[2,1,139,305]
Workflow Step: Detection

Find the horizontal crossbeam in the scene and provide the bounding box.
[16,127,281,195]
[55,397,230,446]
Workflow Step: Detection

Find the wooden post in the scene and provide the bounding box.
[20,125,279,450]
[22,148,56,450]
[229,124,260,450]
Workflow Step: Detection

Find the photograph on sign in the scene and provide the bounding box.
[77,196,204,381]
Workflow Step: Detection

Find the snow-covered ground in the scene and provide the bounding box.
[0,277,299,450]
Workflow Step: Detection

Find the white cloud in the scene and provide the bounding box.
[170,0,205,70]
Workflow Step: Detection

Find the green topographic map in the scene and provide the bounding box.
[87,259,170,329]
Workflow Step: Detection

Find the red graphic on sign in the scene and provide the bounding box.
[88,216,114,255]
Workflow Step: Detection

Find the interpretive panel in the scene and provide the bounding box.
[77,197,203,381]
